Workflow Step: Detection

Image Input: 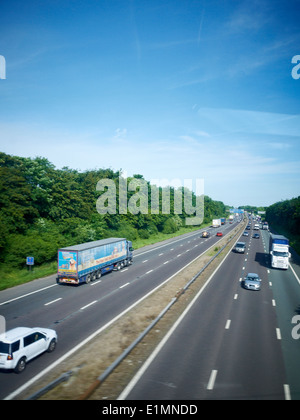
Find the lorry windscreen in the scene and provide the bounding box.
[273,251,289,257]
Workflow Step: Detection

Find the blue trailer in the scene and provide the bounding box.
[57,238,133,285]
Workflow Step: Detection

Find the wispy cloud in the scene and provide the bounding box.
[197,108,300,137]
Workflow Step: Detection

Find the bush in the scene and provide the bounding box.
[138,229,150,239]
[162,218,178,234]
[5,232,60,268]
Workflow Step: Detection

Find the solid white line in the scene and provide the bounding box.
[284,384,291,400]
[276,328,282,340]
[80,300,97,310]
[289,263,300,286]
[0,284,57,306]
[118,236,238,400]
[207,370,218,390]
[6,229,236,401]
[44,298,62,306]
[120,282,130,289]
[225,319,231,330]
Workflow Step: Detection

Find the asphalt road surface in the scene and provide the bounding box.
[119,226,300,400]
[0,221,238,399]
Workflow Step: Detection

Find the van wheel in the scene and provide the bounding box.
[47,338,56,353]
[14,357,26,374]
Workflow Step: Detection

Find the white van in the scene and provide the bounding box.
[0,327,57,373]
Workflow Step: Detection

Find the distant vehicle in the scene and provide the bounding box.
[57,238,134,285]
[269,234,290,270]
[254,224,260,230]
[0,327,57,373]
[202,231,210,238]
[212,219,221,228]
[243,231,249,236]
[216,232,223,237]
[246,225,251,230]
[253,233,260,239]
[235,242,246,253]
[243,273,261,291]
[262,222,269,230]
[220,218,226,225]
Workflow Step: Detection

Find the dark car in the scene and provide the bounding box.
[246,225,251,230]
[202,231,210,238]
[253,233,260,239]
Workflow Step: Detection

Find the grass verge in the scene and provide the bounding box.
[0,225,206,291]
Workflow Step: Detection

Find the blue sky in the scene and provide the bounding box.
[0,0,299,207]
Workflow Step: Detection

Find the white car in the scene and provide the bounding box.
[0,327,57,373]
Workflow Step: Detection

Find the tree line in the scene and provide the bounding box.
[266,196,300,253]
[0,152,228,269]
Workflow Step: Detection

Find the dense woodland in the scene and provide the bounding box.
[1,151,299,272]
[0,152,228,269]
[266,196,300,253]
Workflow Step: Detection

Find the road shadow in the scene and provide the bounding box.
[254,251,269,268]
[294,305,300,315]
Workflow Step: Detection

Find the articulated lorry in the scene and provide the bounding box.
[57,238,134,285]
[212,219,221,228]
[269,234,290,270]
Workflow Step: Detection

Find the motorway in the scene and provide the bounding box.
[119,224,300,400]
[0,220,238,400]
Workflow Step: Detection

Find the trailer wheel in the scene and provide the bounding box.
[96,270,102,279]
[116,263,122,270]
[86,274,91,284]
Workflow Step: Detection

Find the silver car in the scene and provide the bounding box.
[243,273,261,291]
